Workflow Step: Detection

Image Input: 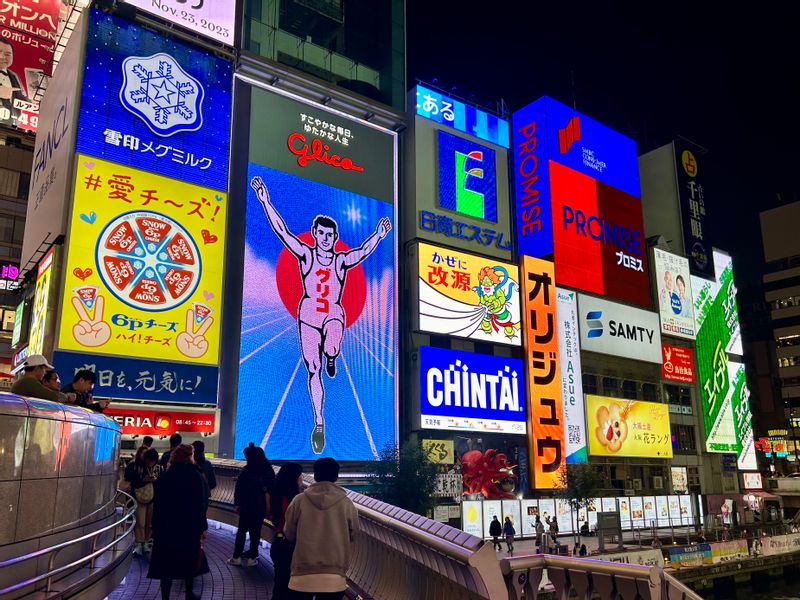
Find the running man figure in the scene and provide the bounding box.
[251,176,391,454]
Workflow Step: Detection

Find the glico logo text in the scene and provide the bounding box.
[562,205,643,256]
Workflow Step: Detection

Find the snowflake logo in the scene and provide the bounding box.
[119,53,205,137]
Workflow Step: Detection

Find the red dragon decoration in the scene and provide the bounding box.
[461,449,518,499]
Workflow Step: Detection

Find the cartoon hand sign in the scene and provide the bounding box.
[176,308,213,359]
[72,295,112,347]
[376,217,392,240]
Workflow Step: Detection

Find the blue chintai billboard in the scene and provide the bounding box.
[419,346,526,435]
[235,85,397,461]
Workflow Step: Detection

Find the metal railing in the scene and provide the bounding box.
[0,490,137,597]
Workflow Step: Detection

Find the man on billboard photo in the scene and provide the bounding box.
[0,40,29,126]
[250,176,391,454]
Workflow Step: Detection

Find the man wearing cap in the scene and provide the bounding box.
[11,354,75,404]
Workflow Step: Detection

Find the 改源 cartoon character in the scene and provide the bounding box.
[475,266,521,340]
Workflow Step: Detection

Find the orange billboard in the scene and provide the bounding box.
[521,256,565,489]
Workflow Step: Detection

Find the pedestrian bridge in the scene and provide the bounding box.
[0,392,701,599]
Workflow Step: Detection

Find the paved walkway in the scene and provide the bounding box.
[109,523,274,599]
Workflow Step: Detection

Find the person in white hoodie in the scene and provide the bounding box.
[283,457,359,600]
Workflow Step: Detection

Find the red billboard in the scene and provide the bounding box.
[0,0,62,132]
[549,161,650,306]
[662,344,695,384]
[105,407,216,436]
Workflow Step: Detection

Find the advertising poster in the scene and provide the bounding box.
[669,496,682,522]
[22,5,85,271]
[57,156,226,368]
[618,498,631,528]
[421,439,455,464]
[77,10,232,191]
[556,499,573,533]
[482,500,502,538]
[462,500,483,537]
[11,300,24,347]
[556,287,587,463]
[578,294,662,364]
[630,497,645,528]
[538,498,555,526]
[0,0,62,132]
[679,495,694,526]
[743,472,763,489]
[671,467,688,493]
[522,257,565,488]
[662,344,695,384]
[415,84,509,147]
[105,406,215,435]
[656,496,670,525]
[236,84,396,462]
[52,350,218,404]
[512,96,640,259]
[653,248,695,338]
[418,242,521,345]
[28,247,56,355]
[601,497,618,513]
[586,395,673,458]
[502,500,522,534]
[674,142,714,279]
[419,346,525,434]
[643,496,657,526]
[521,499,539,537]
[123,0,236,46]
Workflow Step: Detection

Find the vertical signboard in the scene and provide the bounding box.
[28,247,56,355]
[675,142,713,279]
[236,85,396,462]
[417,242,521,345]
[555,287,587,463]
[76,10,232,192]
[653,248,695,339]
[521,256,564,489]
[0,0,62,132]
[122,0,236,46]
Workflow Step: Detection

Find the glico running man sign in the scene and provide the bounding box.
[235,84,396,462]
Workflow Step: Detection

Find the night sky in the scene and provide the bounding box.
[406,2,800,286]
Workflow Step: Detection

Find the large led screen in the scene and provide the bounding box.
[236,86,396,462]
[123,0,236,46]
[419,346,525,434]
[77,10,232,192]
[586,395,673,458]
[550,162,650,306]
[417,242,521,346]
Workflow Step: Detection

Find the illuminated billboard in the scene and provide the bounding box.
[122,0,236,46]
[550,162,650,306]
[419,346,525,434]
[586,395,672,458]
[522,257,565,488]
[556,288,587,464]
[77,10,232,191]
[417,242,521,346]
[438,130,497,221]
[662,344,695,384]
[692,251,742,356]
[415,84,509,147]
[653,248,695,339]
[29,247,56,355]
[0,0,62,132]
[235,85,396,462]
[512,96,640,259]
[578,294,662,363]
[675,141,714,279]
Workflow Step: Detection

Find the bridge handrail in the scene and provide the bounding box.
[0,490,137,596]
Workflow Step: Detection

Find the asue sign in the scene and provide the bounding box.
[419,346,525,434]
[578,295,662,363]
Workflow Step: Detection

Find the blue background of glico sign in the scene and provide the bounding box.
[76,10,232,191]
[541,97,640,198]
[419,346,525,423]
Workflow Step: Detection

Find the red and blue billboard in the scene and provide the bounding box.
[512,96,640,260]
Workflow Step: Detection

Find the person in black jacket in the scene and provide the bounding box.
[159,433,183,468]
[228,442,275,567]
[489,515,502,551]
[147,444,209,600]
[269,462,303,600]
[192,440,217,513]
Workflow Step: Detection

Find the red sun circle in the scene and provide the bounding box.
[274,232,367,329]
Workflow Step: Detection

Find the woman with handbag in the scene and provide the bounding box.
[147,444,209,600]
[125,447,160,556]
[269,462,303,600]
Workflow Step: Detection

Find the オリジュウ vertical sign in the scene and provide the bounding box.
[521,256,565,489]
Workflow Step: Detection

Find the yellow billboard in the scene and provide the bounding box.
[57,155,226,365]
[422,439,455,464]
[29,247,56,355]
[586,395,673,458]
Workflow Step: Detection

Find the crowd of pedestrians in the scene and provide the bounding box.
[10,354,108,412]
[122,438,358,600]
